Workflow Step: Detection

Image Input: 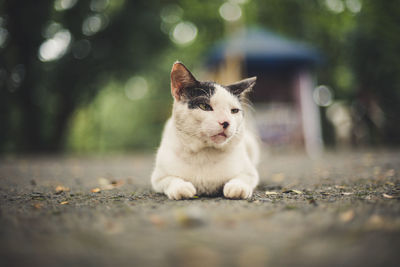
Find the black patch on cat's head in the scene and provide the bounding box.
[171,62,217,107]
[171,61,256,109]
[226,77,257,96]
[181,81,216,109]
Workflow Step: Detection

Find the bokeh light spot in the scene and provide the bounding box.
[219,2,242,22]
[170,21,198,46]
[10,64,25,88]
[160,4,183,24]
[325,0,345,14]
[42,22,63,39]
[90,0,109,12]
[313,85,333,107]
[38,30,71,62]
[82,14,108,36]
[0,27,8,48]
[125,76,149,100]
[345,0,362,13]
[54,0,78,11]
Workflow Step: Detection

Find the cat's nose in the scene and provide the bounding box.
[220,121,229,129]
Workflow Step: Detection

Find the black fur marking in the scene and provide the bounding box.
[181,81,216,109]
[226,77,257,96]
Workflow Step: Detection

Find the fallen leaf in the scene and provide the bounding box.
[60,201,69,205]
[282,189,303,194]
[111,180,124,187]
[385,181,395,186]
[149,214,166,227]
[383,193,397,199]
[55,185,70,194]
[292,189,303,194]
[33,203,43,209]
[365,214,385,229]
[265,191,278,195]
[335,185,347,189]
[339,210,354,222]
[91,188,101,193]
[342,192,353,196]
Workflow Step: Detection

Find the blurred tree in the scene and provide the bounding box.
[351,0,400,144]
[1,0,399,153]
[0,0,170,152]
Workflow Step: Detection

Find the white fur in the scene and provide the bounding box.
[151,85,259,200]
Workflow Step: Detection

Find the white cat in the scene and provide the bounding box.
[151,62,260,200]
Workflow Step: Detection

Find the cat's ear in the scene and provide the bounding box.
[226,77,257,96]
[170,61,197,101]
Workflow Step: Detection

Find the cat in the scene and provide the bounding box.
[151,61,260,200]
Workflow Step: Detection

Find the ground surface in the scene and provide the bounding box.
[0,149,399,267]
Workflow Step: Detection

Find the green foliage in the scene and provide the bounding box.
[1,0,399,153]
[350,0,400,143]
[66,81,170,152]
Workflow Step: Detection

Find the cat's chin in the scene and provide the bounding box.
[210,132,230,144]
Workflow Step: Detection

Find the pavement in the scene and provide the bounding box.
[0,149,399,267]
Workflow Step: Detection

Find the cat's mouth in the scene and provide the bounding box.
[212,131,227,138]
[217,132,227,138]
[210,131,228,143]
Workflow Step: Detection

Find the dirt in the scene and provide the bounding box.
[0,150,399,267]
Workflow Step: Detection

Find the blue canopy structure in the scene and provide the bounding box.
[206,27,322,70]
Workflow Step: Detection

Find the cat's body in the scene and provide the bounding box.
[151,62,259,200]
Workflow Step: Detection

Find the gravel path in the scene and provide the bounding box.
[0,150,399,267]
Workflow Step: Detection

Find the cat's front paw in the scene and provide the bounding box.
[223,179,252,199]
[165,180,196,200]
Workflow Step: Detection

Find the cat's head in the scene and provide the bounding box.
[170,61,256,149]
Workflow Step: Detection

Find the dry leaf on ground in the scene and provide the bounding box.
[149,214,166,227]
[33,203,43,209]
[365,214,385,229]
[111,180,124,187]
[339,210,355,222]
[283,189,303,194]
[91,188,101,193]
[335,185,347,189]
[342,192,353,196]
[383,193,397,199]
[55,185,69,193]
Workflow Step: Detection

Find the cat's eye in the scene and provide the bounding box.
[231,108,240,114]
[198,103,213,111]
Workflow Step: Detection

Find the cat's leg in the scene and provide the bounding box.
[152,174,196,200]
[223,170,259,199]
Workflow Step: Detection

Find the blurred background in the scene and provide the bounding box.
[1,0,399,155]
